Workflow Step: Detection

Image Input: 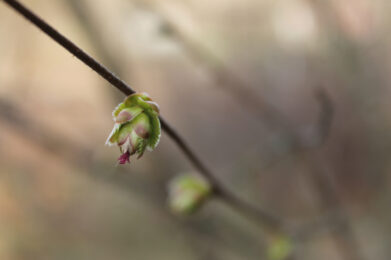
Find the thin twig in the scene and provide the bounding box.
[1,0,285,234]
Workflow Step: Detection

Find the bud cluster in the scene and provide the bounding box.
[106,93,161,164]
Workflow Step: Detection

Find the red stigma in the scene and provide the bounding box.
[118,151,131,164]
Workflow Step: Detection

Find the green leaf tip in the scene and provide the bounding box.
[106,92,161,164]
[168,173,212,215]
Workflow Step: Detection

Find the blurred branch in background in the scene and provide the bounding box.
[134,0,304,143]
[303,156,364,260]
[314,87,334,145]
[0,98,93,168]
[66,0,126,103]
[129,1,341,180]
[66,0,121,75]
[0,0,372,259]
[0,98,262,259]
[121,7,364,259]
[293,86,364,260]
[1,0,288,241]
[0,91,358,260]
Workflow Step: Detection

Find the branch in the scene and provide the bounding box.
[1,0,285,234]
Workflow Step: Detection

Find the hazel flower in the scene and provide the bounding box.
[168,173,212,215]
[106,93,161,164]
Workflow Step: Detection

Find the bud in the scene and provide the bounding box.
[267,236,293,260]
[168,173,212,215]
[106,93,161,164]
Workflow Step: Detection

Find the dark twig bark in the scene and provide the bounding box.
[1,0,285,234]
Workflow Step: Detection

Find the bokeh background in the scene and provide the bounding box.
[1,0,391,259]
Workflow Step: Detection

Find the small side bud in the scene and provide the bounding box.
[267,236,293,260]
[168,173,212,215]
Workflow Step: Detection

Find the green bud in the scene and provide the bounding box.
[168,173,212,215]
[106,93,161,164]
[267,236,293,260]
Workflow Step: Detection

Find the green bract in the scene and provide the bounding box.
[106,92,161,164]
[168,173,212,215]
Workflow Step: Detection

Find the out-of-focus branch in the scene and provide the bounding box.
[106,1,363,257]
[66,0,129,103]
[0,98,253,259]
[1,1,364,259]
[133,2,342,165]
[1,0,286,235]
[314,87,334,145]
[0,98,93,166]
[135,1,297,133]
[296,87,365,260]
[67,0,121,75]
[302,156,364,260]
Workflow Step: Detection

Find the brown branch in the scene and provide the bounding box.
[1,0,286,234]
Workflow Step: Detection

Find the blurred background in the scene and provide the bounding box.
[0,0,391,259]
